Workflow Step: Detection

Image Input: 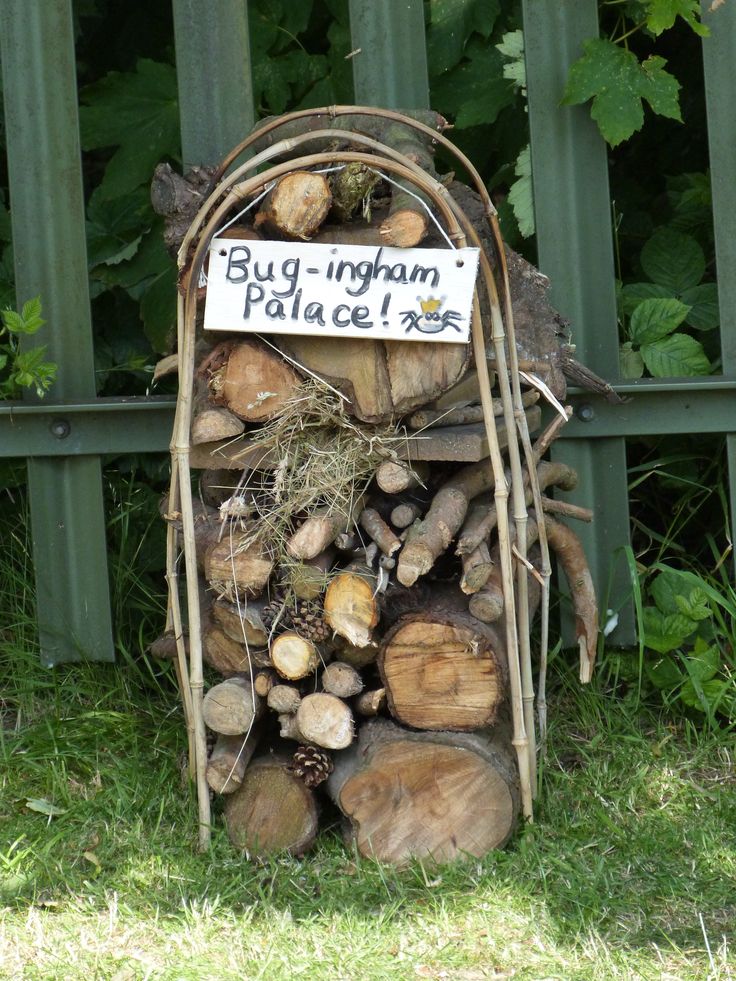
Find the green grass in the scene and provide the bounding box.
[2,649,734,980]
[1,500,735,980]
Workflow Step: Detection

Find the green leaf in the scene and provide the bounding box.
[686,637,720,682]
[86,186,150,268]
[641,334,711,377]
[2,309,24,334]
[640,228,705,292]
[496,29,525,91]
[642,606,697,653]
[628,297,690,344]
[645,0,709,36]
[431,40,513,128]
[427,0,501,76]
[645,654,683,690]
[650,569,692,615]
[562,39,681,147]
[507,145,534,238]
[674,588,711,622]
[679,283,719,331]
[679,678,731,716]
[621,282,672,316]
[24,798,67,817]
[79,60,180,200]
[619,341,644,379]
[93,222,171,293]
[140,264,177,353]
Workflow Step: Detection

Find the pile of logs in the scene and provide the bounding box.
[156,107,602,864]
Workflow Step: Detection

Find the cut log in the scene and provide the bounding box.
[206,730,260,795]
[354,688,386,717]
[207,338,303,423]
[379,207,428,248]
[267,684,303,714]
[202,622,270,676]
[375,460,429,495]
[390,502,422,529]
[379,610,507,731]
[148,631,180,660]
[333,640,378,670]
[296,693,354,750]
[283,547,335,600]
[211,597,269,648]
[322,661,364,698]
[202,676,263,735]
[327,718,519,865]
[224,754,319,856]
[253,669,278,698]
[460,542,493,595]
[271,631,320,681]
[286,498,363,561]
[204,532,274,599]
[396,459,496,587]
[324,564,381,647]
[358,507,401,557]
[406,390,540,429]
[467,578,505,623]
[253,170,332,240]
[191,374,245,446]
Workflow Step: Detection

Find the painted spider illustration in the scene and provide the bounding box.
[399,307,464,335]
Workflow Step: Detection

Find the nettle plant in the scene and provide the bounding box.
[0,298,56,399]
[641,564,736,724]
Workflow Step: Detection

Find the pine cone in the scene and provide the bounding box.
[291,600,331,644]
[291,744,334,788]
[261,593,288,633]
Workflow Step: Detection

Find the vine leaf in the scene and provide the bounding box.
[79,60,180,200]
[562,39,681,147]
[644,0,709,37]
[431,39,513,129]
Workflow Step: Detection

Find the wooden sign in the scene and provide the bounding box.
[203,239,480,344]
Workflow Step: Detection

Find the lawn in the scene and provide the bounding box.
[1,645,734,980]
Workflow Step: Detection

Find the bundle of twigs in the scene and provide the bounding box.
[161,106,599,856]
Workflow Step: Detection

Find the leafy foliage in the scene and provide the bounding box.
[562,2,709,147]
[0,297,56,399]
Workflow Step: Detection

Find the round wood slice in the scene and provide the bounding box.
[329,720,518,865]
[379,611,506,731]
[224,755,319,856]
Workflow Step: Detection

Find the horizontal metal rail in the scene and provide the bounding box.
[0,378,733,457]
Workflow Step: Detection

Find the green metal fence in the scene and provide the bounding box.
[0,0,732,665]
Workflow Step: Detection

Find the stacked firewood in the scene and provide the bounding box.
[154,108,602,863]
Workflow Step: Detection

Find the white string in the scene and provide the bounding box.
[378,170,456,250]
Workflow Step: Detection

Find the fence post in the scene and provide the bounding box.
[172,0,254,169]
[522,0,635,644]
[0,0,114,665]
[701,2,736,553]
[348,0,429,109]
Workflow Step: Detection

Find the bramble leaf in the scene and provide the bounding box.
[680,283,719,330]
[628,297,689,344]
[619,341,644,379]
[640,228,705,292]
[642,606,697,653]
[621,282,672,316]
[641,334,710,377]
[562,39,681,147]
[507,145,534,238]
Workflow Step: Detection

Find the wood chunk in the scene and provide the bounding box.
[375,460,428,494]
[204,533,274,598]
[211,597,269,648]
[191,375,245,446]
[358,507,401,557]
[206,730,260,795]
[296,693,354,750]
[379,611,507,731]
[253,171,332,240]
[322,661,364,698]
[202,676,263,736]
[208,338,303,423]
[379,208,428,247]
[202,622,270,676]
[354,688,386,717]
[327,718,519,865]
[390,502,422,529]
[271,632,320,681]
[267,685,303,714]
[324,565,381,647]
[224,754,319,856]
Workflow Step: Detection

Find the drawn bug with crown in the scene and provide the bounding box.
[399,295,464,335]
